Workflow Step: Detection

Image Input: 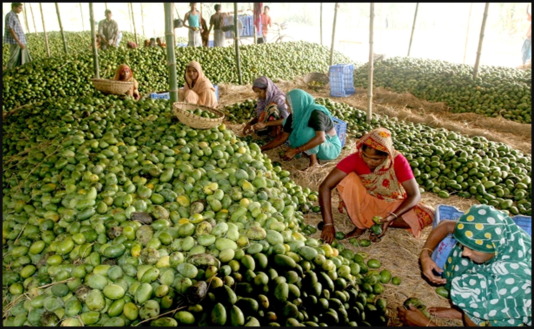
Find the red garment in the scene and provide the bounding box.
[336,152,414,183]
[261,13,271,35]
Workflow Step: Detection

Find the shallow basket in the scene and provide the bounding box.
[304,72,329,90]
[91,78,134,95]
[173,102,225,129]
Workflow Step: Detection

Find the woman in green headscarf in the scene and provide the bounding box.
[398,204,532,327]
[260,89,342,168]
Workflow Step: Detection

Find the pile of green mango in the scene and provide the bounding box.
[2,31,187,67]
[354,57,532,123]
[3,40,352,113]
[3,94,393,326]
[223,97,531,216]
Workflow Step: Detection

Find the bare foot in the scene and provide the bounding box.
[369,233,382,242]
[309,154,320,167]
[344,227,366,239]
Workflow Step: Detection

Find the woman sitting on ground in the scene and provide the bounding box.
[318,127,434,244]
[243,76,289,138]
[113,64,140,100]
[398,204,531,327]
[178,61,218,108]
[260,89,342,168]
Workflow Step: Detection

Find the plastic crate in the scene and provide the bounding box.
[332,116,347,147]
[329,64,356,97]
[431,205,532,269]
[150,92,170,100]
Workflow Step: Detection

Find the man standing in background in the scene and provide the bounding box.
[209,4,225,47]
[98,9,121,49]
[260,6,272,43]
[4,2,32,69]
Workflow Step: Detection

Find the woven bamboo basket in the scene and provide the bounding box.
[304,72,329,91]
[173,102,225,129]
[91,78,134,95]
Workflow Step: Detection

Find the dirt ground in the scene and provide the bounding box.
[216,77,531,327]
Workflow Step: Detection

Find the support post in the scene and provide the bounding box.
[39,3,51,57]
[329,2,339,66]
[473,3,489,79]
[129,3,138,44]
[55,2,68,55]
[29,3,37,34]
[23,3,31,33]
[234,3,243,85]
[367,3,375,123]
[407,3,419,57]
[164,3,178,105]
[463,3,473,64]
[80,3,85,31]
[140,3,146,38]
[89,3,100,78]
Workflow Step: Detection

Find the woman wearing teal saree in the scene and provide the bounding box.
[260,89,342,168]
[398,204,531,327]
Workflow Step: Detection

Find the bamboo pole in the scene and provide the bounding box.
[367,3,375,123]
[164,3,178,105]
[253,3,257,44]
[329,3,339,66]
[320,3,323,45]
[140,3,146,38]
[463,3,473,64]
[55,3,68,55]
[128,3,134,37]
[473,3,489,79]
[407,3,419,57]
[234,3,243,85]
[89,3,100,78]
[80,3,85,32]
[29,3,37,34]
[39,3,51,57]
[129,3,138,44]
[23,4,31,33]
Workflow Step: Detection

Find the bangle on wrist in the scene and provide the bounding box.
[323,223,333,227]
[421,247,434,255]
[389,211,398,219]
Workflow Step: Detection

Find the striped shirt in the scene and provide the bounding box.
[4,10,26,45]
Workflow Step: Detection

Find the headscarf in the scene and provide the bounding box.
[444,204,532,326]
[183,61,217,108]
[286,89,332,148]
[114,64,134,81]
[356,128,405,201]
[253,76,288,118]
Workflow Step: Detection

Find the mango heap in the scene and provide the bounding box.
[3,94,391,326]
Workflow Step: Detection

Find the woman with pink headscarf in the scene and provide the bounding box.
[179,61,218,108]
[243,76,289,138]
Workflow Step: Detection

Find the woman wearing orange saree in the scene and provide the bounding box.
[318,127,434,244]
[113,64,140,100]
[179,61,218,108]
